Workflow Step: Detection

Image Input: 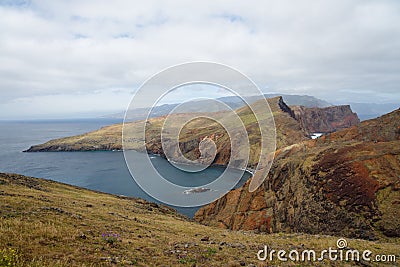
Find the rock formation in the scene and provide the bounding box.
[291,105,360,134]
[24,97,309,168]
[194,109,400,239]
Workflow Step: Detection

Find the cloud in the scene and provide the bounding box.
[0,88,133,119]
[0,0,399,118]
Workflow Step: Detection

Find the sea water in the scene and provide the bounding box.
[0,119,251,217]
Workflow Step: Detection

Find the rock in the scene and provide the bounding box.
[291,105,360,134]
[22,97,309,166]
[195,109,400,239]
[110,257,119,264]
[200,236,209,242]
[79,234,86,239]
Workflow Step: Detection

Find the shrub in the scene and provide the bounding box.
[101,232,121,244]
[0,248,19,267]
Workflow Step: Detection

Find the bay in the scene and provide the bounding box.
[0,119,251,217]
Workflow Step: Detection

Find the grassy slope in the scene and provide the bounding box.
[25,97,308,170]
[1,173,399,266]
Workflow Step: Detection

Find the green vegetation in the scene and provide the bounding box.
[0,248,19,267]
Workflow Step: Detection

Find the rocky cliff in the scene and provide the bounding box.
[291,105,360,134]
[24,97,362,173]
[195,109,400,240]
[24,97,309,169]
[24,97,361,158]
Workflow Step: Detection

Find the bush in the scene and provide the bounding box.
[101,232,121,244]
[0,248,19,267]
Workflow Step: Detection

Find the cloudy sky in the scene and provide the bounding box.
[0,0,399,119]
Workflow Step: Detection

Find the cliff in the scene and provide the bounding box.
[24,97,362,173]
[195,109,400,240]
[291,105,360,134]
[24,97,309,169]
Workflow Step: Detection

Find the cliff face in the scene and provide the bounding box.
[24,97,361,158]
[195,109,400,240]
[139,97,309,169]
[291,105,360,134]
[24,97,309,167]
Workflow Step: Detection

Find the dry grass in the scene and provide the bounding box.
[26,97,308,168]
[1,173,399,266]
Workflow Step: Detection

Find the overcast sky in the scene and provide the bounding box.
[0,0,399,119]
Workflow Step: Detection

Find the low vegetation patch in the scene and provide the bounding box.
[1,173,399,266]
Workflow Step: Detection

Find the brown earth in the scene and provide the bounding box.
[195,109,400,240]
[24,97,359,169]
[291,105,360,134]
[24,97,309,169]
[4,173,400,266]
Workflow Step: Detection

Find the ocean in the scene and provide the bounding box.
[0,119,251,217]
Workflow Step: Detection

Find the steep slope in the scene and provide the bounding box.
[104,94,332,120]
[3,173,399,266]
[291,105,360,134]
[24,97,362,172]
[195,109,400,240]
[25,97,309,168]
[322,107,400,142]
[348,102,399,121]
[264,94,332,107]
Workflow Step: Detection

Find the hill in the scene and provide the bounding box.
[24,97,310,169]
[103,94,332,120]
[195,109,400,240]
[291,105,359,134]
[347,102,399,121]
[24,97,358,169]
[1,172,399,266]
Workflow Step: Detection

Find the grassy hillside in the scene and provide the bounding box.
[25,97,308,169]
[1,173,399,266]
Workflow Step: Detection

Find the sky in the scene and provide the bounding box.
[0,0,399,119]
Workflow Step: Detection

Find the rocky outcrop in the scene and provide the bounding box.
[140,97,309,168]
[195,109,400,239]
[291,105,360,134]
[24,97,360,157]
[24,97,309,168]
[278,96,296,119]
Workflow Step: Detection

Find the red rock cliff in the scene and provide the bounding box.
[195,109,400,240]
[291,105,360,134]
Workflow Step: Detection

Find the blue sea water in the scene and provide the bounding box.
[0,119,251,217]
